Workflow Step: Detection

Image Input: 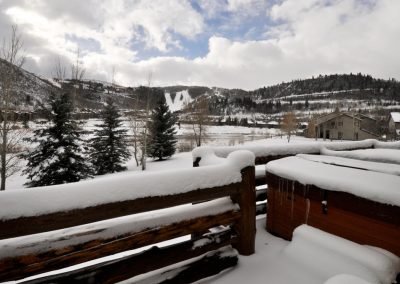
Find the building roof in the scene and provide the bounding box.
[316,112,361,125]
[390,112,400,123]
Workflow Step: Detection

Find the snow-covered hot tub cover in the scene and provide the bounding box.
[266,156,400,207]
[0,150,255,221]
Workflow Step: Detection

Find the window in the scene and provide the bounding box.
[338,121,343,127]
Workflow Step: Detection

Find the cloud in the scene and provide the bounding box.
[0,0,399,90]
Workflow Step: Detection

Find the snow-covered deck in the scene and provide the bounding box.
[206,217,399,284]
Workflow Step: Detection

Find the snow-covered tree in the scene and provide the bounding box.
[23,94,92,187]
[148,96,177,160]
[89,99,131,175]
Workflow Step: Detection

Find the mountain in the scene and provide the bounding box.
[1,59,399,120]
[0,58,57,111]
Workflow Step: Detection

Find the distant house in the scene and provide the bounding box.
[314,111,379,140]
[388,112,400,140]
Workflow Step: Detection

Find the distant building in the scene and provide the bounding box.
[388,112,400,140]
[315,111,379,140]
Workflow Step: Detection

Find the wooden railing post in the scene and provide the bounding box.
[233,166,256,256]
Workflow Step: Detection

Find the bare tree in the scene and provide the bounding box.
[306,116,317,139]
[128,83,145,167]
[70,47,85,110]
[0,25,26,190]
[141,72,152,171]
[184,96,209,147]
[53,56,66,81]
[281,111,297,143]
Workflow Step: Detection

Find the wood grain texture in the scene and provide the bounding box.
[0,183,241,240]
[232,166,256,256]
[266,173,400,257]
[0,211,240,282]
[21,233,237,284]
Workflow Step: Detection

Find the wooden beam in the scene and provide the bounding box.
[0,211,240,282]
[20,233,237,284]
[256,203,267,216]
[255,188,267,202]
[0,183,241,240]
[232,166,256,256]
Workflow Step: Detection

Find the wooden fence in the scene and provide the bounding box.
[0,152,255,283]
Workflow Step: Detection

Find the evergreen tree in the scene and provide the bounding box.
[148,97,177,160]
[23,94,91,187]
[89,99,131,175]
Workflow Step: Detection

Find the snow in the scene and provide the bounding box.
[283,225,399,284]
[321,148,400,164]
[165,90,193,112]
[266,156,400,206]
[192,147,254,168]
[297,154,400,176]
[198,221,399,284]
[2,137,400,284]
[324,274,373,284]
[391,112,400,123]
[0,150,254,220]
[201,139,400,159]
[0,198,237,259]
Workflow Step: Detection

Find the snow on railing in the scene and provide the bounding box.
[194,139,400,166]
[0,150,256,283]
[193,148,267,216]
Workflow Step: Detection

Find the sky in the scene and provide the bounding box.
[0,0,399,90]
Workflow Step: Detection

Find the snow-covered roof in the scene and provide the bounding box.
[266,156,400,206]
[267,121,279,125]
[390,112,400,123]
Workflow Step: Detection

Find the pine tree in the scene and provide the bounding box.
[89,99,131,175]
[148,97,177,160]
[23,94,92,187]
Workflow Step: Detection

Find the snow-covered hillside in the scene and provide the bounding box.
[165,90,193,112]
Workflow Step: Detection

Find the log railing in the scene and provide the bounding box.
[0,151,255,283]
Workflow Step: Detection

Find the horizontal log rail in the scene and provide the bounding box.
[193,139,399,167]
[0,210,241,282]
[0,184,241,240]
[0,151,256,283]
[22,232,237,284]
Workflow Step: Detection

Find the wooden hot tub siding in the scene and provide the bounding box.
[266,173,400,257]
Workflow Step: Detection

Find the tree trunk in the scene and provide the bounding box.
[1,118,7,191]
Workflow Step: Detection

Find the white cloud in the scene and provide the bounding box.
[1,0,399,90]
